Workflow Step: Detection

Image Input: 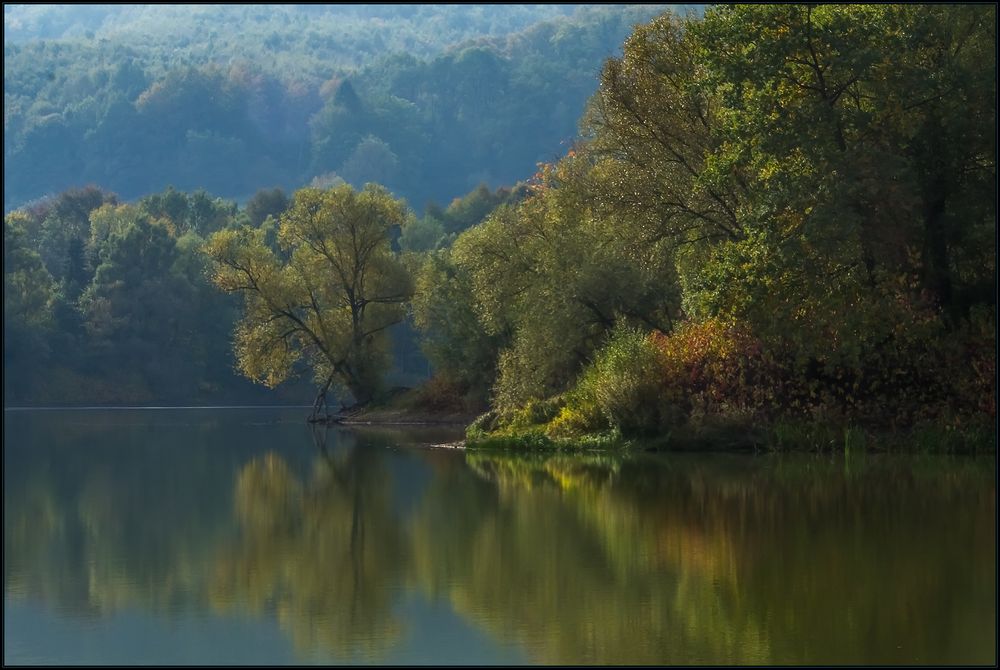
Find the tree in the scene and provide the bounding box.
[675,4,995,366]
[338,135,400,191]
[88,203,145,264]
[139,186,190,230]
[411,248,500,403]
[37,186,117,286]
[398,214,444,253]
[442,155,679,410]
[187,189,237,236]
[244,187,289,228]
[79,216,196,392]
[205,184,413,416]
[4,212,57,399]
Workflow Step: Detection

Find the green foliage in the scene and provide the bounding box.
[466,410,501,439]
[78,216,204,395]
[449,154,679,412]
[4,212,58,397]
[545,405,607,440]
[411,249,500,403]
[244,188,290,228]
[4,212,57,333]
[35,186,117,291]
[399,215,444,253]
[3,184,301,405]
[205,183,413,406]
[907,418,995,455]
[686,4,994,335]
[465,430,559,451]
[507,397,566,430]
[572,327,683,437]
[441,4,995,445]
[4,4,995,431]
[5,182,296,404]
[436,183,528,235]
[139,186,237,237]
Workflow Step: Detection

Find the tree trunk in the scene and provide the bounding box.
[308,373,336,422]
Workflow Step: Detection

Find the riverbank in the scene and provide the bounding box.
[463,410,996,455]
[327,385,482,427]
[326,381,995,454]
[329,399,994,455]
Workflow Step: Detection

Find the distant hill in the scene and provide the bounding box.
[4,5,704,212]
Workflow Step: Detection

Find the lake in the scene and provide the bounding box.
[3,408,995,665]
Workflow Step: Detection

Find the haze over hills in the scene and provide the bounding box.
[4,5,635,46]
[4,4,704,212]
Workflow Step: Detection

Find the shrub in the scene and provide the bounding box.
[508,396,565,428]
[545,404,607,438]
[467,409,500,439]
[572,326,684,437]
[649,317,781,419]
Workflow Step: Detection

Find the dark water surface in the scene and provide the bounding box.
[3,409,995,665]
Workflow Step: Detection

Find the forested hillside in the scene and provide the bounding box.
[4,5,691,211]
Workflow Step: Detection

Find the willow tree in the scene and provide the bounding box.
[205,184,412,417]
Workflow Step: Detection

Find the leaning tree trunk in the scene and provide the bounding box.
[309,373,336,423]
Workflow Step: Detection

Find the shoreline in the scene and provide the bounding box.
[6,403,992,455]
[462,415,996,455]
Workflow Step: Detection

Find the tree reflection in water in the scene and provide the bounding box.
[4,414,995,665]
[209,428,408,662]
[409,451,995,665]
[4,419,235,619]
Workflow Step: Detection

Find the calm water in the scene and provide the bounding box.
[3,408,996,665]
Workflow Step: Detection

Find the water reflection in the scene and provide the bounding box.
[3,411,995,665]
[441,452,996,664]
[4,416,237,620]
[210,435,408,661]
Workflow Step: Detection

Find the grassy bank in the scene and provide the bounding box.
[464,408,995,455]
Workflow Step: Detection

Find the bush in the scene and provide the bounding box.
[572,326,684,437]
[467,409,501,439]
[650,317,779,419]
[507,396,565,428]
[545,404,606,438]
[471,306,995,450]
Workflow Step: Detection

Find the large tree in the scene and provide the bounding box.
[205,184,412,416]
